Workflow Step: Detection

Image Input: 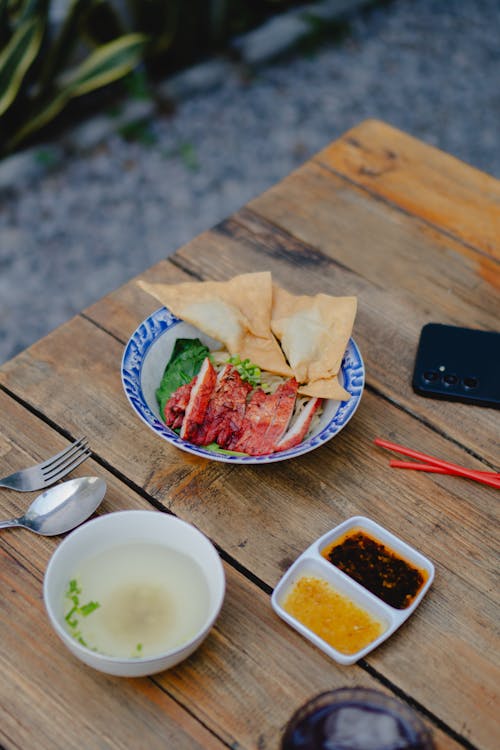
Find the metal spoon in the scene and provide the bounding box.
[0,477,106,535]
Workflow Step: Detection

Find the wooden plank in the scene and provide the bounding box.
[314,119,500,259]
[246,161,499,300]
[0,399,460,750]
[0,328,497,747]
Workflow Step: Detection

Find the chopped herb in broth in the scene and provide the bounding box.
[64,578,100,648]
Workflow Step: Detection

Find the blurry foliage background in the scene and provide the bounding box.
[0,0,303,156]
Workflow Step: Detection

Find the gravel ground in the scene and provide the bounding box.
[1,0,499,365]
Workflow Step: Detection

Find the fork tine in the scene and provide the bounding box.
[43,448,92,483]
[41,443,89,480]
[40,437,88,474]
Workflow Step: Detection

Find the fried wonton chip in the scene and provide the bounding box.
[271,286,357,385]
[139,272,292,376]
[298,377,350,402]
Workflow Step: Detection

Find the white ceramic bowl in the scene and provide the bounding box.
[121,307,365,464]
[43,510,225,677]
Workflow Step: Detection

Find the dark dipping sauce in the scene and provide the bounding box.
[322,530,426,609]
[281,690,434,750]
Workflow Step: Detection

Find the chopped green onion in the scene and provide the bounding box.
[80,601,100,617]
[227,354,261,387]
[63,579,100,646]
[65,607,78,628]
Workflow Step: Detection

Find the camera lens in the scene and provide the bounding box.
[443,374,458,385]
[463,376,479,389]
[423,370,438,382]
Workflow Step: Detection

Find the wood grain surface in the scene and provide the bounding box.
[315,119,500,260]
[1,120,498,750]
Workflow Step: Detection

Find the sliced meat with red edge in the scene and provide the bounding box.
[180,357,218,443]
[275,397,322,452]
[232,378,298,455]
[199,364,253,447]
[163,381,194,429]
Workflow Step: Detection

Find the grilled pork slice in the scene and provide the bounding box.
[226,389,267,452]
[198,364,253,447]
[275,397,322,452]
[163,381,194,429]
[180,357,217,443]
[231,378,299,455]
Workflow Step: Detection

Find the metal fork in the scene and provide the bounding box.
[0,437,91,491]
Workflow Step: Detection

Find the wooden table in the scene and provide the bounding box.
[1,119,498,750]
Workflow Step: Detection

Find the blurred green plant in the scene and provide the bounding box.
[0,0,148,155]
[0,0,298,156]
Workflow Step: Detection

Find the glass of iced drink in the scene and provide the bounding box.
[281,687,435,750]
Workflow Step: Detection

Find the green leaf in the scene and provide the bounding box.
[61,32,147,96]
[6,32,148,151]
[0,1,11,48]
[156,338,209,418]
[37,0,93,98]
[17,0,50,25]
[0,15,44,117]
[122,68,151,101]
[6,89,68,150]
[203,442,248,457]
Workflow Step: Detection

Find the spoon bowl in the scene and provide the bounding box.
[0,477,106,535]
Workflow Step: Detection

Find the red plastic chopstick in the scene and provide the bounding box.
[375,437,500,489]
[389,459,498,477]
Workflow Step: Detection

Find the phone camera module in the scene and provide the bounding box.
[423,370,439,382]
[443,374,458,385]
[463,376,479,389]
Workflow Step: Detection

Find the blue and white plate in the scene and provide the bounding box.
[121,307,365,464]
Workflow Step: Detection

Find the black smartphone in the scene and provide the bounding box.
[412,323,500,409]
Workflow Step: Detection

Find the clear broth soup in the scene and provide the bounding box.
[63,542,210,658]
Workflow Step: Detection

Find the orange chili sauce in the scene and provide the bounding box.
[282,575,386,655]
[322,529,427,609]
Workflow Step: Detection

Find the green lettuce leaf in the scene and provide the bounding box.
[203,442,248,457]
[156,338,209,418]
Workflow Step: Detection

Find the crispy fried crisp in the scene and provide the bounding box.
[139,274,357,399]
[139,273,292,376]
[271,286,357,385]
[298,376,350,402]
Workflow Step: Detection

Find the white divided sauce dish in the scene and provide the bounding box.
[271,515,435,666]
